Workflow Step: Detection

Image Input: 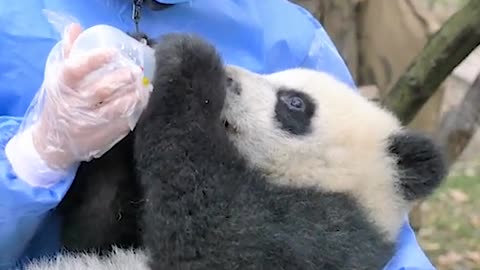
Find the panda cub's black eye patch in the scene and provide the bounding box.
[275,88,316,135]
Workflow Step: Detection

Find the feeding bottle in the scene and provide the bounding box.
[68,24,156,86]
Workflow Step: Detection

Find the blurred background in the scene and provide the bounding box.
[290,1,479,269]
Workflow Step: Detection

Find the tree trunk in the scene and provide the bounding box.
[382,0,480,125]
[436,73,480,166]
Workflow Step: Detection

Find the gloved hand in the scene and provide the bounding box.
[22,23,150,171]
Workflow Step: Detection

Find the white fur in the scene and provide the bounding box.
[23,247,150,270]
[224,66,407,241]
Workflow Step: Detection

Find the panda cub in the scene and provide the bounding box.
[25,33,446,270]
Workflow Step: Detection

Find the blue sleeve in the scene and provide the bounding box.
[296,12,357,90]
[383,219,435,270]
[0,117,76,270]
[296,9,435,270]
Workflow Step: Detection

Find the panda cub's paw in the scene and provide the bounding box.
[151,33,227,121]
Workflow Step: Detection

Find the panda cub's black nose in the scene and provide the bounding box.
[226,76,242,95]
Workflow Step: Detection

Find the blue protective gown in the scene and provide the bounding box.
[0,0,434,269]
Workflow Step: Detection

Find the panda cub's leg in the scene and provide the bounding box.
[57,133,142,254]
[137,33,227,127]
[133,33,235,268]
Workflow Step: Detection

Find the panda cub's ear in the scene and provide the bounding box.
[387,131,448,202]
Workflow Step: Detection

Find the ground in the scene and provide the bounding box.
[418,159,480,270]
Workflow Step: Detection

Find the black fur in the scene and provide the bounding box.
[56,33,446,269]
[388,132,447,201]
[275,88,316,135]
[57,133,142,253]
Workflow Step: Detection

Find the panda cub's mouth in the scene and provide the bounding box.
[223,119,239,133]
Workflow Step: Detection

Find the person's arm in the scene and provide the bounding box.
[0,116,78,270]
[295,6,436,270]
[0,18,149,269]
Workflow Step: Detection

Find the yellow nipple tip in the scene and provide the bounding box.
[142,77,150,86]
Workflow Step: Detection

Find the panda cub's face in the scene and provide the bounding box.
[222,66,446,240]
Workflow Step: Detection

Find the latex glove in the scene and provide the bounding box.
[23,23,150,170]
